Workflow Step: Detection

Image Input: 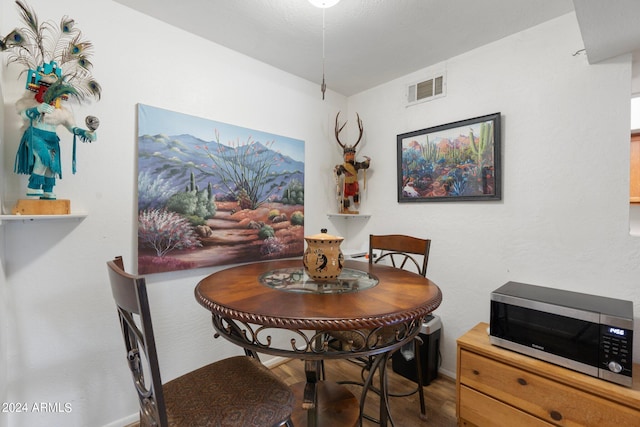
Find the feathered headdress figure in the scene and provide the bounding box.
[1,0,101,102]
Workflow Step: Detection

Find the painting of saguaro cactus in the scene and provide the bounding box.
[397,113,501,202]
[469,121,494,175]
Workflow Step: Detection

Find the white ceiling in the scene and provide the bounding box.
[573,0,640,64]
[113,0,640,97]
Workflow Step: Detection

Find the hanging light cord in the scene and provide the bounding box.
[321,8,327,99]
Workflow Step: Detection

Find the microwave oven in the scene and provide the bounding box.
[490,281,634,387]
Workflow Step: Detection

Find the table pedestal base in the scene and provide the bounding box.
[291,381,359,427]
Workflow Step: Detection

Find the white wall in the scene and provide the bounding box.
[347,12,640,379]
[1,1,345,426]
[1,2,639,427]
[632,54,640,94]
[0,56,7,427]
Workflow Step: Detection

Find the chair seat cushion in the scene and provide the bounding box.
[330,327,399,351]
[162,356,293,427]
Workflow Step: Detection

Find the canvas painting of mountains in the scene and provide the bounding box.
[137,104,305,274]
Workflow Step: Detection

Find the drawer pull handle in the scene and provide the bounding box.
[472,369,480,375]
[550,410,562,421]
[517,378,527,386]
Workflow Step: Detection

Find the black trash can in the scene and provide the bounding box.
[392,314,441,385]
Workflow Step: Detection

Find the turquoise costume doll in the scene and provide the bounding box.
[14,63,97,199]
[1,1,101,200]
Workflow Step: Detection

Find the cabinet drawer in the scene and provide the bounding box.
[459,385,553,427]
[459,349,640,426]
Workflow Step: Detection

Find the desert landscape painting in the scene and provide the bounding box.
[137,104,305,274]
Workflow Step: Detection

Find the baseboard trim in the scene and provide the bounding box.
[103,412,138,427]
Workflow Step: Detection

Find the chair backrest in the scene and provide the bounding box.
[106,256,168,427]
[368,234,431,277]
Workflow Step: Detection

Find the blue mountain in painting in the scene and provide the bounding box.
[138,133,304,210]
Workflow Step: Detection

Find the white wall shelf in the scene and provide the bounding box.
[327,213,371,219]
[0,212,88,224]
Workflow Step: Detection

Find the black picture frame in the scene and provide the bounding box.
[397,112,501,202]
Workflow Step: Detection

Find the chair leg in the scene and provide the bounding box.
[414,338,427,420]
[245,348,260,359]
[378,354,391,427]
[358,352,397,426]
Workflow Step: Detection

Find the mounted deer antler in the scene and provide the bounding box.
[335,112,364,151]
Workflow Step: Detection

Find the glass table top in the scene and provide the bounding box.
[259,267,379,294]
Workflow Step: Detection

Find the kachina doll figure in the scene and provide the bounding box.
[1,1,101,200]
[333,112,371,214]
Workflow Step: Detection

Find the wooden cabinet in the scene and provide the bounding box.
[456,323,640,427]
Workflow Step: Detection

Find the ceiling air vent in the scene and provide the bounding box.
[406,73,445,106]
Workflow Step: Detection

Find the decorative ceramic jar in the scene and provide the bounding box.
[303,229,345,281]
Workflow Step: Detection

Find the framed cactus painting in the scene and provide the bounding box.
[136,104,305,274]
[397,112,501,202]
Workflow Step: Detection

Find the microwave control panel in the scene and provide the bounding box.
[600,325,633,377]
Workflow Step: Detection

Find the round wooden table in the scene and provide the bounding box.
[195,259,442,426]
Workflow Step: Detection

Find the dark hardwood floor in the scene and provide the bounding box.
[271,357,458,427]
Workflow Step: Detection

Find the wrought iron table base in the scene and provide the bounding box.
[212,315,423,426]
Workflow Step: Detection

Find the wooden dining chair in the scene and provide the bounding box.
[369,234,430,277]
[330,234,432,421]
[106,256,294,427]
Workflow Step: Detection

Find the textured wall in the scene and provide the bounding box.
[2,2,639,426]
[347,13,639,378]
[1,1,345,426]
